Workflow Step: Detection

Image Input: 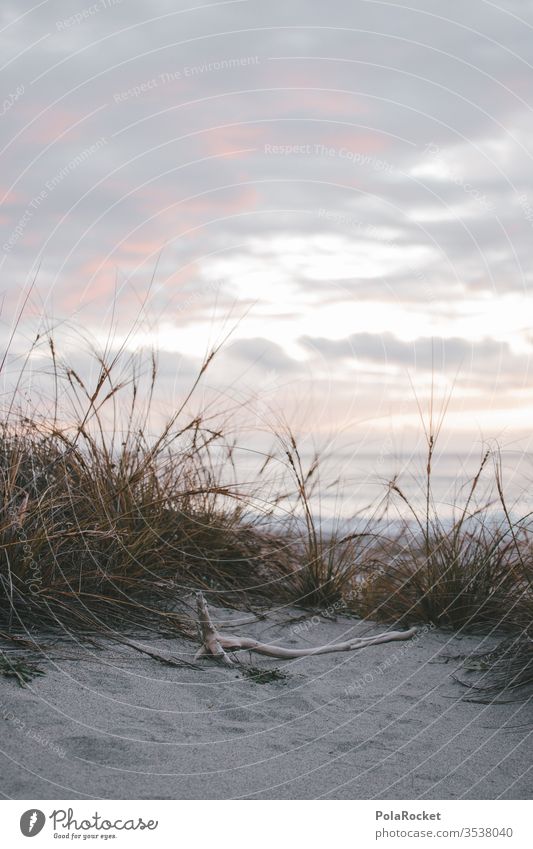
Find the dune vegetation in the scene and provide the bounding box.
[0,327,531,699]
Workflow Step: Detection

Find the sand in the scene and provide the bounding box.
[0,605,531,800]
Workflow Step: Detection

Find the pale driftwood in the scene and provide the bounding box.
[195,591,417,664]
[195,591,236,666]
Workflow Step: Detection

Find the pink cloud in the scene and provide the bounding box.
[22,107,88,145]
[0,187,23,205]
[198,125,263,158]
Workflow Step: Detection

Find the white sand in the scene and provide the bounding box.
[0,606,530,799]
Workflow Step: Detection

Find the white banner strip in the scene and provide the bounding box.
[1,799,531,848]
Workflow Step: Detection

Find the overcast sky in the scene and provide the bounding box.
[2,0,533,462]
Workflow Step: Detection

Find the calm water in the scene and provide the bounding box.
[229,445,533,529]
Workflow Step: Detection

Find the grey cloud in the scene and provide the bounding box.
[226,337,295,371]
[300,332,526,375]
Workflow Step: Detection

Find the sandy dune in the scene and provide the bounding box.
[1,605,530,799]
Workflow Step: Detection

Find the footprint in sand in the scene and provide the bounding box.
[63,734,149,766]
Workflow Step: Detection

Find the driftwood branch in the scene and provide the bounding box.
[195,591,236,666]
[195,591,417,664]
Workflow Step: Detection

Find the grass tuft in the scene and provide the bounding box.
[0,651,44,687]
[238,664,289,684]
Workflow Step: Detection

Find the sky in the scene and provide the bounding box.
[2,0,533,478]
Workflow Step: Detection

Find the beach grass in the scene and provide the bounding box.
[0,650,44,687]
[0,331,531,697]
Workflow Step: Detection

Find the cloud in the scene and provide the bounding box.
[300,332,526,375]
[227,337,296,372]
